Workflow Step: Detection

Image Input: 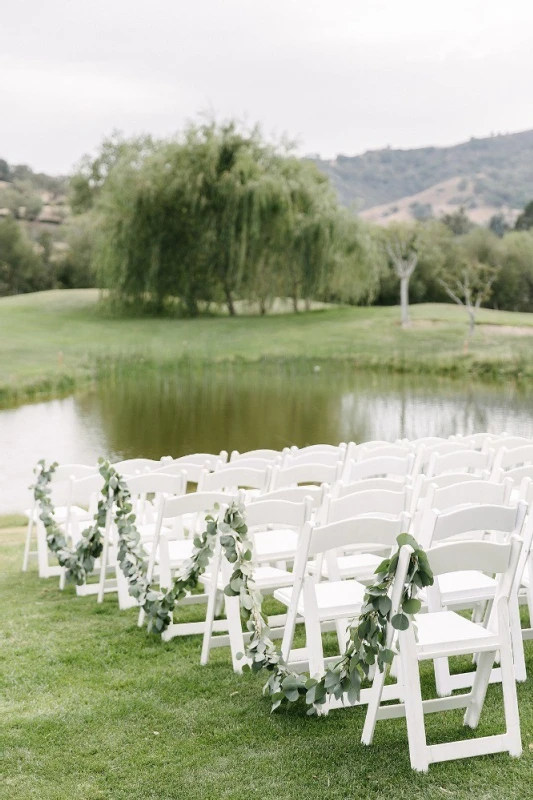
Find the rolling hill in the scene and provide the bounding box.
[313,128,533,224]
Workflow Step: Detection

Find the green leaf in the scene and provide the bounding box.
[402,597,421,615]
[391,613,410,631]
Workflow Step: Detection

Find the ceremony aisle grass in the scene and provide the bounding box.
[3,290,533,404]
[2,523,533,799]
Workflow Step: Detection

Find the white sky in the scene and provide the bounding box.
[2,0,533,173]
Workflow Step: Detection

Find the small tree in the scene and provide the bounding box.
[515,200,533,232]
[383,224,418,328]
[438,256,499,336]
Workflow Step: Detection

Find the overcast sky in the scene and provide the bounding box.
[2,0,533,174]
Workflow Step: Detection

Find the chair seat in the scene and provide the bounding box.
[26,505,89,524]
[425,570,497,607]
[254,529,298,561]
[414,611,500,659]
[274,579,367,620]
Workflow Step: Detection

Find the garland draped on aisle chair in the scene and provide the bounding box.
[33,459,433,715]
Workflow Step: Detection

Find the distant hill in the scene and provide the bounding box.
[312,129,533,223]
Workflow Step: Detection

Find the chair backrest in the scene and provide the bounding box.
[497,464,533,486]
[224,456,281,471]
[262,484,327,509]
[162,451,228,470]
[423,501,527,548]
[45,464,98,507]
[335,476,411,498]
[270,461,342,491]
[245,496,313,530]
[422,536,522,618]
[321,488,411,525]
[301,511,411,559]
[411,471,488,514]
[416,478,513,538]
[492,444,533,478]
[161,490,239,521]
[355,443,410,462]
[69,472,106,508]
[154,460,212,485]
[123,472,186,498]
[343,454,414,484]
[199,464,271,492]
[413,440,473,474]
[230,449,283,462]
[283,450,344,468]
[451,432,493,450]
[290,443,346,457]
[426,448,493,479]
[490,435,533,451]
[112,458,165,474]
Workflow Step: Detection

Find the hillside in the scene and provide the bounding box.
[313,129,533,219]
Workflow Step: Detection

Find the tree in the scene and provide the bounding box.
[515,200,533,232]
[491,231,533,311]
[382,223,419,327]
[70,130,156,214]
[0,217,51,295]
[441,206,473,236]
[0,159,10,182]
[437,229,501,336]
[488,213,510,238]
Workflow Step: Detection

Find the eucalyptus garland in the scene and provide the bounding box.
[220,513,434,715]
[31,459,115,584]
[32,458,222,634]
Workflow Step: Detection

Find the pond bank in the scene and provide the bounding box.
[2,290,533,408]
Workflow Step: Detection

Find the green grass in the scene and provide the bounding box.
[3,289,533,405]
[2,525,533,799]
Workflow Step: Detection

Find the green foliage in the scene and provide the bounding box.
[314,129,533,210]
[54,215,96,289]
[441,207,474,236]
[92,123,377,315]
[515,200,533,232]
[0,217,52,295]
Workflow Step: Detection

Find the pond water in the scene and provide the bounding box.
[1,364,532,514]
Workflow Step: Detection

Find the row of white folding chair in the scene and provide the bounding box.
[268,504,524,769]
[361,536,523,771]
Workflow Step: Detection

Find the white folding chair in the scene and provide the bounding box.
[362,537,523,772]
[23,463,97,577]
[274,512,410,682]
[137,491,240,633]
[112,457,171,473]
[419,501,528,694]
[96,471,187,607]
[270,461,343,492]
[59,472,108,592]
[355,443,411,462]
[201,496,313,671]
[412,440,475,478]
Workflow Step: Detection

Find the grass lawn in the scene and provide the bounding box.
[3,290,533,404]
[2,524,533,799]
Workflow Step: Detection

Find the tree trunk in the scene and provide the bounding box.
[400,276,410,328]
[292,292,299,313]
[467,307,476,337]
[225,286,236,316]
[304,297,311,312]
[259,296,267,315]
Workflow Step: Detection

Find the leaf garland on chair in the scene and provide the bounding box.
[219,509,434,715]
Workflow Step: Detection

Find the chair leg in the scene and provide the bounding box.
[302,579,325,678]
[225,593,246,673]
[22,514,34,572]
[433,656,453,697]
[400,633,429,772]
[36,521,51,578]
[200,548,222,666]
[498,608,522,757]
[97,526,111,604]
[464,650,495,728]
[361,659,393,745]
[509,597,527,682]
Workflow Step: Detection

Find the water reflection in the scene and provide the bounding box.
[1,364,532,513]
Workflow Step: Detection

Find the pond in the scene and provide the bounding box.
[1,363,532,514]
